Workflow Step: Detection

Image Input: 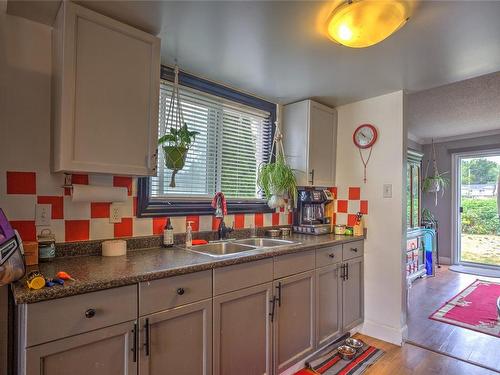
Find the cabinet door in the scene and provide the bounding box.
[315,264,342,348]
[140,299,212,375]
[274,270,315,374]
[308,102,337,186]
[213,283,273,375]
[25,321,136,375]
[53,2,160,175]
[342,258,364,331]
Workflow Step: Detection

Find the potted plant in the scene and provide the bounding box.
[158,123,198,188]
[422,140,449,205]
[257,122,297,209]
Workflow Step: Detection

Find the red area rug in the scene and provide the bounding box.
[430,279,500,337]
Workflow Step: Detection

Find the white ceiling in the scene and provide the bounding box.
[6,0,500,136]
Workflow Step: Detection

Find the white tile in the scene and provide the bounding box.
[133,218,153,237]
[223,214,234,229]
[45,219,65,243]
[63,196,90,220]
[336,213,348,225]
[280,213,289,226]
[263,213,272,227]
[90,218,114,240]
[37,172,64,196]
[349,200,360,214]
[171,216,186,234]
[336,186,348,200]
[244,214,255,228]
[118,197,134,217]
[199,215,212,232]
[1,195,36,220]
[89,174,113,186]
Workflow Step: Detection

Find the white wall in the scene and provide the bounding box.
[336,91,406,345]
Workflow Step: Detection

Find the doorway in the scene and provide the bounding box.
[452,150,500,268]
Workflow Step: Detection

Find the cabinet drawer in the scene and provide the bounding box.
[342,241,364,261]
[213,258,273,295]
[316,245,342,268]
[25,285,137,347]
[140,270,212,315]
[274,251,315,279]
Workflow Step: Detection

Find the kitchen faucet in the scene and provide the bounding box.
[211,192,233,240]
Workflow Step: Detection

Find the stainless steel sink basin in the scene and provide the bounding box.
[187,242,256,257]
[234,238,298,248]
[186,237,300,258]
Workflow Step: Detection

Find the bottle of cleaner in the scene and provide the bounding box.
[163,218,174,248]
[185,221,193,248]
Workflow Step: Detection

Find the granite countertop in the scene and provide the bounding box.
[12,234,364,304]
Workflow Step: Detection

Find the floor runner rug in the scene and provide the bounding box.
[429,279,500,337]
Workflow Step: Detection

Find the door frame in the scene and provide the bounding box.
[451,148,500,268]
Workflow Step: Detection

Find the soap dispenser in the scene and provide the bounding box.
[185,221,193,248]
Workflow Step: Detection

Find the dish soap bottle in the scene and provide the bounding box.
[163,218,174,248]
[185,221,193,248]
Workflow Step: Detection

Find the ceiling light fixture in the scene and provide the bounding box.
[326,0,411,48]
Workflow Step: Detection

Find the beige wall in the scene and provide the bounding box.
[336,91,406,345]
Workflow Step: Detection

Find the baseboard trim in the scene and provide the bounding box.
[361,320,405,346]
[439,256,451,265]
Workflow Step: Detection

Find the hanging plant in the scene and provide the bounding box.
[158,65,198,188]
[257,119,297,209]
[422,140,449,205]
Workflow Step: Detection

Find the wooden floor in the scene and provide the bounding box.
[356,334,499,375]
[406,266,500,372]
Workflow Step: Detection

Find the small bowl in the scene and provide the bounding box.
[337,345,356,360]
[345,338,364,351]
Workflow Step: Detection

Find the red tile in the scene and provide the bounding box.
[133,197,138,216]
[37,196,64,219]
[153,217,167,235]
[114,218,133,238]
[65,174,88,195]
[212,217,221,231]
[7,171,36,195]
[234,214,245,229]
[329,187,338,199]
[348,187,360,200]
[360,200,368,215]
[10,221,36,241]
[347,214,357,227]
[186,216,199,232]
[113,176,133,196]
[288,212,293,225]
[254,213,263,228]
[272,213,280,226]
[65,220,90,242]
[337,200,348,213]
[91,202,110,218]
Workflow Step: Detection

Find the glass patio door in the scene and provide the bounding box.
[457,152,500,267]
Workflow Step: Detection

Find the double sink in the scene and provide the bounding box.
[185,237,301,257]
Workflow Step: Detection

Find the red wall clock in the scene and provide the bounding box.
[353,124,378,183]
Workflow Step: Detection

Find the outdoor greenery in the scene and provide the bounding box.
[461,198,500,235]
[461,158,499,185]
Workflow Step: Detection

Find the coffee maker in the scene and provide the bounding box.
[293,188,334,235]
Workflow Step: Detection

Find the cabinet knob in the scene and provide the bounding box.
[85,308,96,318]
[177,288,185,295]
[351,247,358,252]
[329,253,335,258]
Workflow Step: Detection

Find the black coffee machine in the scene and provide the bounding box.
[293,188,334,235]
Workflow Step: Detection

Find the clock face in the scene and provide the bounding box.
[353,124,377,149]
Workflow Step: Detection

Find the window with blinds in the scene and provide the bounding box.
[151,81,272,200]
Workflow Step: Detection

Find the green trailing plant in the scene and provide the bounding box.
[258,154,298,208]
[422,172,450,194]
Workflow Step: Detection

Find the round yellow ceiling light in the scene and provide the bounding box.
[326,0,411,48]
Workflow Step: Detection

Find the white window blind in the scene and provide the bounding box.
[151,81,272,200]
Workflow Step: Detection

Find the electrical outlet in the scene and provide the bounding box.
[35,204,52,226]
[383,184,393,198]
[109,203,122,223]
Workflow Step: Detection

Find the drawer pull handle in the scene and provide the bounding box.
[351,248,358,252]
[329,253,335,258]
[177,288,185,295]
[85,308,96,319]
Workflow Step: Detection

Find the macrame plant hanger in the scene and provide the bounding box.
[424,139,440,206]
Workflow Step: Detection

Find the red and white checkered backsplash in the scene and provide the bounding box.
[1,171,367,243]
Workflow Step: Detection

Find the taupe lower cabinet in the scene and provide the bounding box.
[213,283,273,375]
[25,321,137,375]
[273,270,316,374]
[139,299,212,375]
[19,240,364,375]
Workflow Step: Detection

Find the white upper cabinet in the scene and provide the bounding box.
[283,100,337,186]
[52,2,160,176]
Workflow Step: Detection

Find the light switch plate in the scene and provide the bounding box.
[383,184,392,198]
[109,203,122,223]
[35,204,52,226]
